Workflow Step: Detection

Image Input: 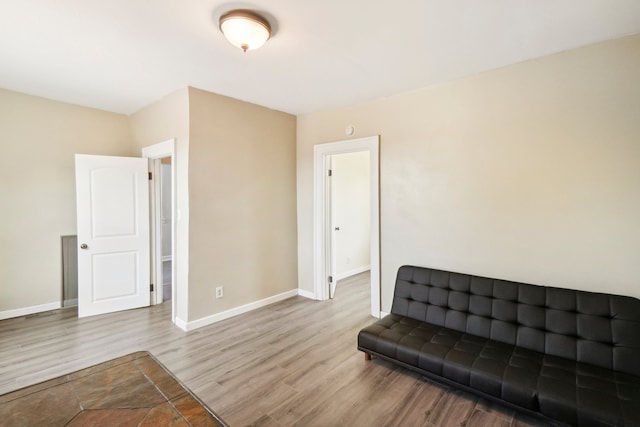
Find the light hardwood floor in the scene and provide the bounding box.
[0,273,550,426]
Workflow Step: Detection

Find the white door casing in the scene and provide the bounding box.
[313,135,380,317]
[142,139,176,324]
[75,154,150,318]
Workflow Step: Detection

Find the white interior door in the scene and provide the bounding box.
[161,163,172,260]
[314,136,380,316]
[328,156,337,299]
[75,154,150,318]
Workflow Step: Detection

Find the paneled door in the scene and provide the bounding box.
[75,154,150,317]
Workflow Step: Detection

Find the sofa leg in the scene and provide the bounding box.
[365,353,371,361]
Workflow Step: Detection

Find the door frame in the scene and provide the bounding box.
[313,135,380,317]
[142,139,176,323]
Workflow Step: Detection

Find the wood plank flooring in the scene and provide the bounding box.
[0,273,551,426]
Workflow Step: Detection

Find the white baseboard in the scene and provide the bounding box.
[1,288,322,329]
[182,289,299,331]
[0,302,62,321]
[297,289,316,300]
[379,311,389,318]
[174,316,188,331]
[336,265,370,281]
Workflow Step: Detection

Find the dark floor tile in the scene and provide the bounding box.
[1,352,226,427]
[0,382,80,427]
[67,351,148,381]
[135,354,188,399]
[139,402,190,426]
[66,408,150,426]
[71,360,165,409]
[173,394,226,426]
[0,375,68,404]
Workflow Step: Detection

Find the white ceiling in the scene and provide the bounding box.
[1,1,639,116]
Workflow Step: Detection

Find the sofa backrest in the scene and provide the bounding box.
[391,265,640,377]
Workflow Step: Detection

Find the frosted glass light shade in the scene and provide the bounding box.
[220,10,271,52]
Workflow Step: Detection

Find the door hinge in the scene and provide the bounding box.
[150,283,154,291]
[328,169,332,177]
[328,275,333,283]
[148,172,152,180]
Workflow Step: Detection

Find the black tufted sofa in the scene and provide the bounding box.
[358,265,640,426]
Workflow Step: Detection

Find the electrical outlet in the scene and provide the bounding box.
[215,286,223,299]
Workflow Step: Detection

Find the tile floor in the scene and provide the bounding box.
[0,351,226,426]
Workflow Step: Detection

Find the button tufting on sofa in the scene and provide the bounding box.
[358,265,640,426]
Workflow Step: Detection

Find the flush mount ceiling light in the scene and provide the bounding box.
[219,10,271,52]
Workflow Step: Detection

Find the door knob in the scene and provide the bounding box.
[80,243,88,250]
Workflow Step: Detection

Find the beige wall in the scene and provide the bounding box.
[0,89,132,312]
[1,84,298,326]
[130,88,190,322]
[187,87,298,321]
[297,34,640,311]
[5,33,638,325]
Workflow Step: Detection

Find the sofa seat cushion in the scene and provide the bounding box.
[358,314,640,426]
[537,357,640,427]
[358,314,542,409]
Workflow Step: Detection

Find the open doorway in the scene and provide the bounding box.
[142,140,176,323]
[160,158,172,301]
[313,135,380,317]
[329,151,371,299]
